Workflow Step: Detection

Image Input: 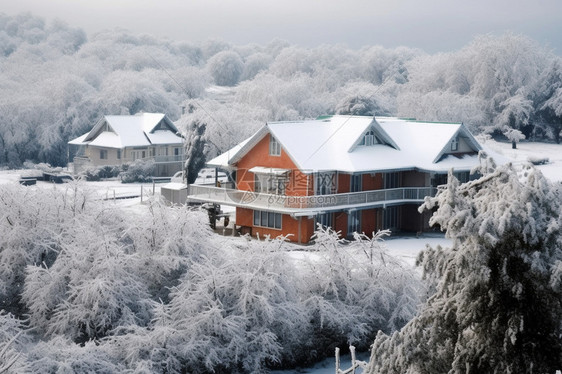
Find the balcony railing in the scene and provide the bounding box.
[73,154,184,164]
[187,185,437,214]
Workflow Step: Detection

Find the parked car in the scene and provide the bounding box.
[171,168,229,185]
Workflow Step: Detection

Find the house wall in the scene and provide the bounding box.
[236,207,314,243]
[86,146,122,166]
[362,173,383,190]
[335,172,384,193]
[402,170,427,187]
[361,208,377,235]
[334,211,348,239]
[236,133,312,196]
[457,136,475,153]
[338,173,350,193]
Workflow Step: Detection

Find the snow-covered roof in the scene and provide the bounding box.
[207,115,486,174]
[68,113,182,149]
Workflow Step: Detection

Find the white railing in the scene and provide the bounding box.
[152,154,183,163]
[336,346,367,374]
[73,155,183,165]
[187,184,437,212]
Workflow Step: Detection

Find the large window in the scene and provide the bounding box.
[383,206,399,230]
[454,171,470,183]
[254,173,287,195]
[347,210,361,236]
[351,174,362,193]
[315,212,334,230]
[315,172,336,195]
[384,172,401,189]
[269,135,281,156]
[253,210,282,229]
[100,149,108,160]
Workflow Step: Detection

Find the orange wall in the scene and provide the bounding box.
[236,133,311,196]
[361,209,377,236]
[338,173,350,193]
[337,172,385,194]
[362,173,383,190]
[334,211,348,239]
[236,207,314,243]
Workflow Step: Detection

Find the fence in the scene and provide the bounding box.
[335,346,367,374]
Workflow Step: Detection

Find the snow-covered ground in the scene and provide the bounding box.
[484,140,562,182]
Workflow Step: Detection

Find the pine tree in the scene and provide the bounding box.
[366,155,562,374]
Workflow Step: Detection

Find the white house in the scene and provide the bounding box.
[69,113,184,176]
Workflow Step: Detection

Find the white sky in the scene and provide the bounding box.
[2,0,562,54]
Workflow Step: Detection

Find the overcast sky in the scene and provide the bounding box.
[3,0,562,54]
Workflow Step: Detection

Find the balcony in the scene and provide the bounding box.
[187,185,437,216]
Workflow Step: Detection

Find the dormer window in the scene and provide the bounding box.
[360,130,377,146]
[451,136,459,151]
[269,135,281,156]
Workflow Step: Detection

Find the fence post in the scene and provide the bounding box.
[350,346,356,374]
[335,347,340,374]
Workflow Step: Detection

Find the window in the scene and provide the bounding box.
[117,150,121,160]
[351,174,362,192]
[100,149,108,160]
[254,173,287,195]
[451,136,459,151]
[253,210,282,229]
[383,206,399,230]
[347,210,361,236]
[359,130,378,146]
[384,172,400,189]
[174,147,180,156]
[141,151,146,158]
[315,212,334,230]
[453,171,470,183]
[315,172,336,195]
[269,135,281,156]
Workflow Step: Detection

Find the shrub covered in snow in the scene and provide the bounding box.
[119,159,156,183]
[80,164,121,181]
[366,155,562,373]
[0,312,29,373]
[0,182,420,372]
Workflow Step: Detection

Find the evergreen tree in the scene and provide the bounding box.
[366,155,562,374]
[183,119,207,184]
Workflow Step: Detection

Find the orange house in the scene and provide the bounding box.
[188,115,484,244]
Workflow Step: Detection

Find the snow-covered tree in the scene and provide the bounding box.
[503,127,526,149]
[182,119,207,184]
[0,312,29,373]
[303,227,420,353]
[207,50,244,86]
[366,157,562,373]
[26,336,123,373]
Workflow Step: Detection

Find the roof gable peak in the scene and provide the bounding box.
[348,117,399,153]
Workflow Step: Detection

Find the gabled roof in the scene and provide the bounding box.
[207,115,485,173]
[68,113,182,149]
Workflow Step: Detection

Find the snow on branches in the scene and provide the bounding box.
[367,157,562,373]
